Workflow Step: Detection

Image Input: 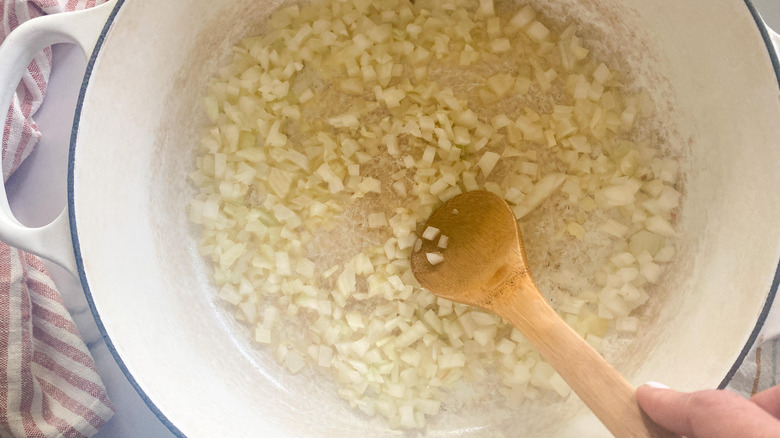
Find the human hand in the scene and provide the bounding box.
[636,383,780,438]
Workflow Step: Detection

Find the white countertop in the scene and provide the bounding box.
[5,3,780,437]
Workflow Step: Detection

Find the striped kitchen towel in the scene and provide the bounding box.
[1,1,114,437]
[728,298,780,398]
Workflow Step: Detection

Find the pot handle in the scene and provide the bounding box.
[0,1,115,276]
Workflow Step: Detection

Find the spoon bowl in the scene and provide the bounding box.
[411,191,675,438]
[411,191,532,310]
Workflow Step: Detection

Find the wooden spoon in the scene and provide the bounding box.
[410,191,675,438]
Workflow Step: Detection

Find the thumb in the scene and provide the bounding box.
[751,384,780,419]
[636,385,780,438]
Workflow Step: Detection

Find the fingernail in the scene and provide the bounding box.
[644,381,669,389]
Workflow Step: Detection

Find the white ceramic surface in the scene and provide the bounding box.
[3,0,780,437]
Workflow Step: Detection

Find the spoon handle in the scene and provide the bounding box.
[496,275,677,438]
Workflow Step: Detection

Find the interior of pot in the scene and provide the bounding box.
[71,0,780,436]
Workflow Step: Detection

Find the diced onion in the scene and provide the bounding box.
[422,226,440,241]
[509,5,535,30]
[191,0,680,430]
[525,22,550,42]
[477,151,501,177]
[426,252,445,266]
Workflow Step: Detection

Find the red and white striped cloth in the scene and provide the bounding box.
[1,1,114,437]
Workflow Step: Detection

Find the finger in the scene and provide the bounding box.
[752,385,780,419]
[636,386,780,438]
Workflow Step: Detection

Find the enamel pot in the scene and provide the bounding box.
[0,1,779,436]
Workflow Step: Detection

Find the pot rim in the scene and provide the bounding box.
[715,0,780,389]
[67,1,186,435]
[67,1,780,436]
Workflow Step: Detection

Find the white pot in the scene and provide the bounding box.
[1,1,779,436]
